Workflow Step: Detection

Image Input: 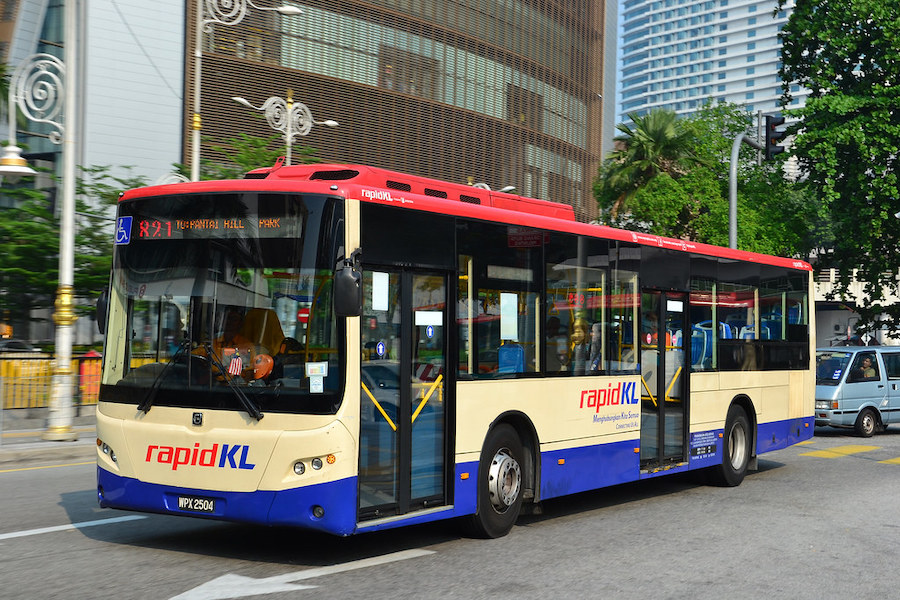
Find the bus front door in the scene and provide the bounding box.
[358,270,449,521]
[639,290,688,469]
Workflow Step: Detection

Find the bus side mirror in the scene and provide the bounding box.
[334,249,362,317]
[96,289,109,334]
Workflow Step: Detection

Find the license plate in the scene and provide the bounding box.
[177,495,216,513]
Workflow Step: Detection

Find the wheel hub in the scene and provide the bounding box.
[728,422,747,469]
[862,413,875,435]
[488,449,521,512]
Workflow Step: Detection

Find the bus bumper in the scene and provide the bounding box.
[97,467,359,535]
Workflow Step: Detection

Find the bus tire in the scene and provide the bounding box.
[710,404,751,487]
[463,424,525,538]
[854,408,878,438]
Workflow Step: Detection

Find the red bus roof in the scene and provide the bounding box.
[120,163,811,272]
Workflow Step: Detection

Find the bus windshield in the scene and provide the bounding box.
[100,191,346,415]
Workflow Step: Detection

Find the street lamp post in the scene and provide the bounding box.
[232,90,337,165]
[0,8,77,440]
[46,0,79,441]
[191,0,302,181]
[0,54,63,181]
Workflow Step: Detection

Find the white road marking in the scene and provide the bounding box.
[170,548,437,600]
[0,515,146,541]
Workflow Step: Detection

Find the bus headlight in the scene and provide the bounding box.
[311,457,323,470]
[97,438,118,463]
[293,461,305,475]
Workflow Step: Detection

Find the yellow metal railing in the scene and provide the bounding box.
[0,357,108,409]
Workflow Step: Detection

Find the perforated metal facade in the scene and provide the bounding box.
[187,0,607,221]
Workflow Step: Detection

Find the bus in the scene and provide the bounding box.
[96,163,815,538]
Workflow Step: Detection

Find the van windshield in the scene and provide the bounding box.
[815,350,853,385]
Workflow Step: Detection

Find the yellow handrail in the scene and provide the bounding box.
[664,366,683,403]
[361,380,397,431]
[640,374,657,407]
[412,374,443,424]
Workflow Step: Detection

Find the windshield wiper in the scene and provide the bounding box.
[199,342,264,421]
[135,340,263,421]
[137,339,193,413]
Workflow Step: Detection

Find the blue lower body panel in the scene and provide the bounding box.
[539,439,639,500]
[757,416,814,454]
[97,467,359,535]
[98,416,814,535]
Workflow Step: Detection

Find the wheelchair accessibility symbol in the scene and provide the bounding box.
[115,216,132,245]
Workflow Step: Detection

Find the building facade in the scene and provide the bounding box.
[3,0,616,341]
[1,0,184,182]
[192,0,614,221]
[617,0,807,124]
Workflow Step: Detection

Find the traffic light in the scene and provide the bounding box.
[764,114,786,160]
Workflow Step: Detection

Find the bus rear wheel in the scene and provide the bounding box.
[463,424,525,538]
[709,405,750,487]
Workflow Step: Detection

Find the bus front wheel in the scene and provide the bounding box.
[710,404,751,487]
[463,424,525,538]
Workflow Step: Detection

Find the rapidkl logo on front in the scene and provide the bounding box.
[580,382,638,413]
[145,443,255,471]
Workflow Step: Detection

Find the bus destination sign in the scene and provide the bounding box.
[126,216,294,241]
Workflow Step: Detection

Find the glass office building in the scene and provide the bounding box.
[192,0,611,221]
[617,0,807,123]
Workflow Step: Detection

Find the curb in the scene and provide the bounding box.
[0,436,97,466]
[0,442,97,467]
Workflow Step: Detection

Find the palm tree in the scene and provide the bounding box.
[596,109,707,218]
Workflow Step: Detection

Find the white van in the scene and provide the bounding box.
[815,347,900,436]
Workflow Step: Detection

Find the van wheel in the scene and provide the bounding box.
[709,405,751,487]
[855,408,878,437]
[462,424,524,538]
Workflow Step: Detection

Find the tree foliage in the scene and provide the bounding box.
[0,187,60,329]
[595,109,707,218]
[778,0,900,329]
[594,103,819,256]
[0,166,148,334]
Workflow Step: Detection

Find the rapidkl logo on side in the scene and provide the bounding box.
[145,443,256,471]
[580,381,638,413]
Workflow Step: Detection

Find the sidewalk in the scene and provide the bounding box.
[0,406,98,466]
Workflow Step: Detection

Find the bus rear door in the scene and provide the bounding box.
[640,290,688,469]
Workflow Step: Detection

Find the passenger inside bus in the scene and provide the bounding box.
[588,322,603,372]
[570,318,590,374]
[198,307,286,382]
[545,316,568,372]
[212,308,254,361]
